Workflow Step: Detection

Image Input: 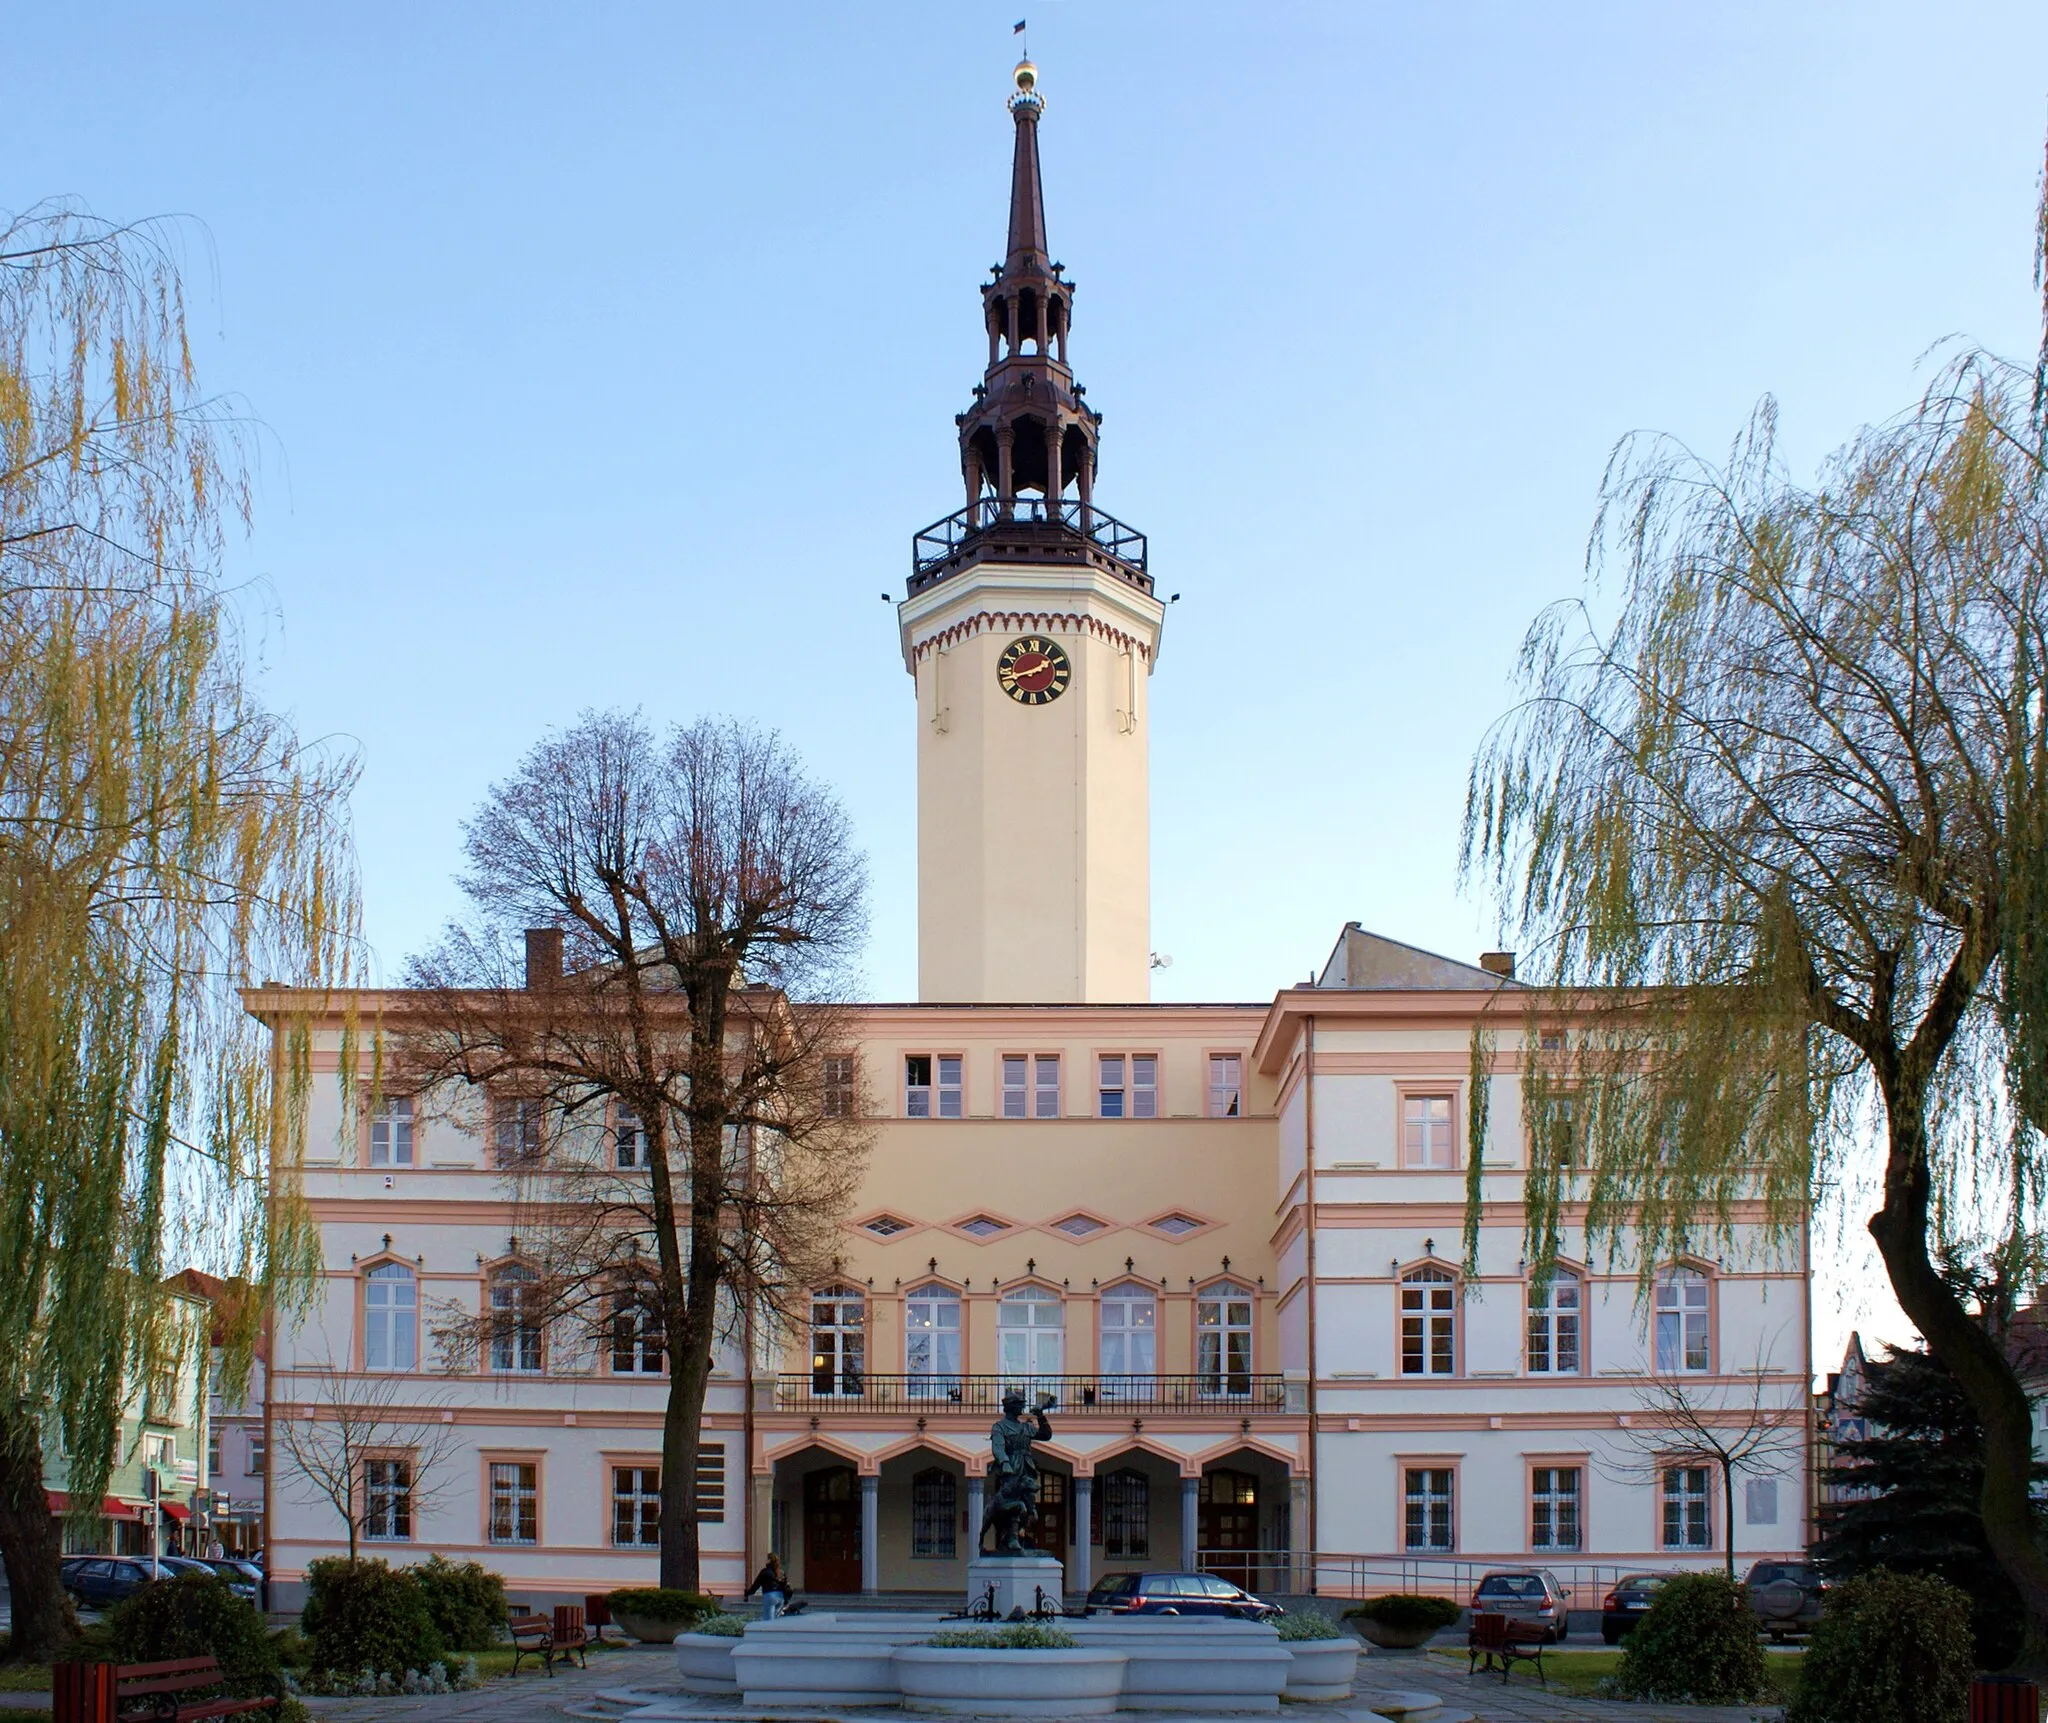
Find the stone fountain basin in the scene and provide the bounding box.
[895,1646,1127,1717]
[1065,1618,1292,1712]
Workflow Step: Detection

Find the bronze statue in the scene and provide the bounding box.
[979,1389,1054,1556]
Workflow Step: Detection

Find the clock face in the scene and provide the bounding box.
[996,636,1072,705]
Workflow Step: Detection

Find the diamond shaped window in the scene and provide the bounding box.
[958,1215,1010,1239]
[1151,1214,1204,1237]
[1053,1214,1106,1238]
[863,1215,911,1237]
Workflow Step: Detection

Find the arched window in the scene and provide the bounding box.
[489,1266,543,1373]
[906,1285,961,1395]
[811,1285,865,1397]
[1099,1285,1157,1390]
[911,1467,957,1559]
[1655,1267,1712,1373]
[611,1285,664,1374]
[997,1286,1064,1387]
[1526,1270,1582,1374]
[1400,1267,1457,1377]
[364,1263,417,1372]
[1196,1280,1254,1395]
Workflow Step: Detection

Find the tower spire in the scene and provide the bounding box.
[1005,61,1050,275]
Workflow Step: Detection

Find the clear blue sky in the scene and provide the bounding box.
[10,1,2045,1361]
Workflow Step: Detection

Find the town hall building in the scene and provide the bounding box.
[253,58,1813,1609]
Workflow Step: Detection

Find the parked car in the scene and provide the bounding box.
[1471,1569,1571,1642]
[59,1556,170,1610]
[1600,1572,1676,1644]
[176,1555,261,1605]
[1743,1560,1826,1640]
[1084,1571,1282,1620]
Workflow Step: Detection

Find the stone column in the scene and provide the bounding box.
[861,1473,880,1597]
[1071,1475,1092,1598]
[996,427,1015,516]
[1181,1475,1200,1569]
[1045,422,1063,517]
[1289,1477,1312,1594]
[965,1474,984,1562]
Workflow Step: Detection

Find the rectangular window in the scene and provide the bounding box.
[1655,1270,1713,1373]
[1526,1273,1582,1374]
[489,1462,539,1545]
[614,1107,643,1169]
[612,1466,659,1548]
[905,1055,963,1119]
[1745,1475,1779,1527]
[696,1443,726,1524]
[1400,1271,1458,1376]
[246,1434,266,1477]
[1402,1093,1457,1169]
[369,1096,414,1167]
[1207,1054,1242,1118]
[365,1457,413,1541]
[207,1430,221,1478]
[492,1097,543,1167]
[1002,1055,1029,1119]
[823,1055,856,1119]
[1403,1467,1454,1552]
[1530,1466,1581,1551]
[1101,1469,1150,1559]
[1096,1055,1157,1119]
[611,1294,665,1374]
[144,1433,173,1469]
[1661,1466,1711,1549]
[911,1467,956,1558]
[1034,1054,1061,1118]
[1098,1055,1125,1118]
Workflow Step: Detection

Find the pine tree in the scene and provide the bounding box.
[1817,1342,2043,1669]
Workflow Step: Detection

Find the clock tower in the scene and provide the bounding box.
[900,58,1164,1004]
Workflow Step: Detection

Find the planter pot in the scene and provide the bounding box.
[1349,1618,1439,1650]
[1068,1620,1289,1712]
[674,1632,739,1694]
[613,1610,699,1645]
[735,1638,907,1707]
[1282,1637,1361,1701]
[893,1646,1128,1718]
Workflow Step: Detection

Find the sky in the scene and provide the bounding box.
[9,1,2047,1370]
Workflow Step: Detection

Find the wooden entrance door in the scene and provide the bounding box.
[803,1465,861,1593]
[1028,1472,1068,1561]
[1198,1469,1260,1590]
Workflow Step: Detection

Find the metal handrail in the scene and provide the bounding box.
[910,495,1149,584]
[1190,1548,1800,1605]
[772,1371,1291,1415]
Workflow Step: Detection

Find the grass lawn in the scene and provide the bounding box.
[1430,1645,1805,1703]
[0,1633,630,1694]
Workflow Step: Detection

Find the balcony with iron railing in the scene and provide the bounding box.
[909,496,1149,596]
[770,1372,1298,1416]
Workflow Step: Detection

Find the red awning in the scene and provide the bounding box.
[45,1489,66,1514]
[44,1492,141,1519]
[162,1502,190,1521]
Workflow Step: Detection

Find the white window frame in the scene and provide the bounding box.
[1403,1467,1454,1552]
[1098,1285,1157,1384]
[365,1456,413,1541]
[489,1267,543,1374]
[611,1290,665,1374]
[492,1096,543,1167]
[1033,1054,1061,1118]
[906,1285,962,1392]
[246,1433,266,1477]
[614,1106,643,1169]
[1661,1464,1712,1549]
[811,1286,866,1396]
[1207,1054,1242,1118]
[488,1462,538,1545]
[1654,1267,1712,1373]
[368,1096,414,1168]
[905,1055,963,1120]
[363,1263,418,1372]
[1400,1267,1457,1377]
[1401,1093,1457,1169]
[1526,1271,1582,1374]
[997,1286,1064,1386]
[1196,1281,1253,1394]
[612,1465,659,1547]
[1530,1465,1581,1551]
[1002,1055,1029,1119]
[823,1055,856,1119]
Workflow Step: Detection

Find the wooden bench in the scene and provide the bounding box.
[54,1657,282,1723]
[507,1611,559,1678]
[551,1604,597,1669]
[1466,1611,1549,1685]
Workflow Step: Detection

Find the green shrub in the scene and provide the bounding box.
[301,1558,444,1678]
[1342,1594,1461,1631]
[409,1556,506,1652]
[1275,1611,1346,1641]
[927,1624,1078,1649]
[606,1587,718,1623]
[268,1623,310,1668]
[1787,1570,1974,1723]
[107,1572,278,1698]
[1614,1572,1768,1705]
[691,1614,749,1637]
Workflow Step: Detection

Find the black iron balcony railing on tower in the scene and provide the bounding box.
[909,496,1149,596]
[772,1372,1296,1415]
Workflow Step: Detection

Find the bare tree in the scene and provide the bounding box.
[273,1356,463,1563]
[397,712,870,1590]
[1598,1363,1806,1581]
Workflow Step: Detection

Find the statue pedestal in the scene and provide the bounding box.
[967,1552,1066,1619]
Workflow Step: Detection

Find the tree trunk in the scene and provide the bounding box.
[0,1406,76,1663]
[1871,1093,2048,1667]
[659,1335,715,1593]
[1721,1456,1736,1581]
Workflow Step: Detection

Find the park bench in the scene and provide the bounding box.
[1466,1611,1549,1685]
[551,1603,597,1669]
[53,1656,282,1723]
[507,1610,560,1677]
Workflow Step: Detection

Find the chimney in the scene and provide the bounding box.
[1479,951,1516,978]
[524,927,564,990]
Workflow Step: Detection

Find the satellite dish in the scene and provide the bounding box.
[1149,953,1173,970]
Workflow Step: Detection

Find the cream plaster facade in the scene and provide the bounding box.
[904,563,1162,1005]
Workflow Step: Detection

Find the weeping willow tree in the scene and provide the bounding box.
[1463,345,2048,1656]
[0,204,361,1660]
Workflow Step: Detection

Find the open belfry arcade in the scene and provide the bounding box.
[251,58,1812,1608]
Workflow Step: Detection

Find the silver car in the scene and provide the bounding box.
[1471,1568,1571,1642]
